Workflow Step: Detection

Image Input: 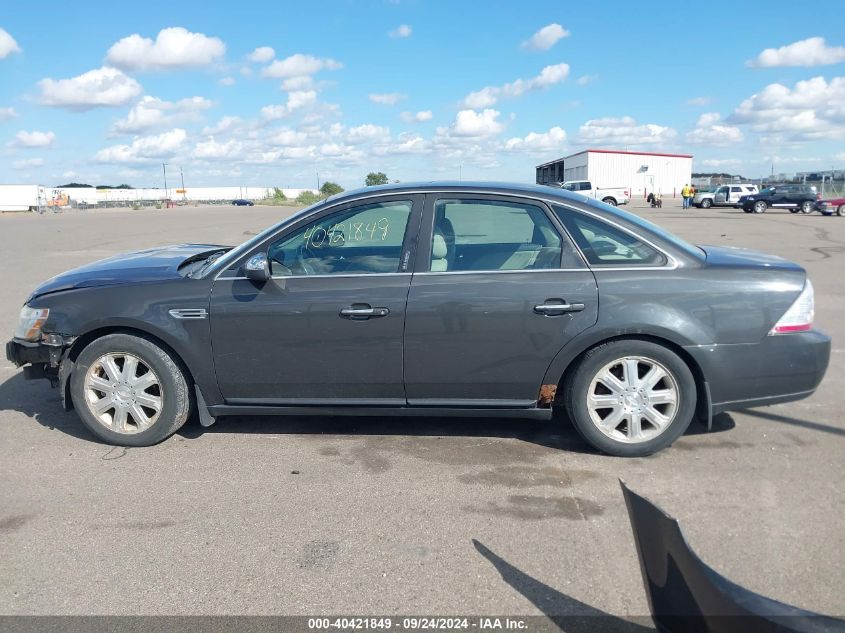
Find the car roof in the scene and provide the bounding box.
[325,180,586,205]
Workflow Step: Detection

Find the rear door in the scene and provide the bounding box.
[403,193,598,407]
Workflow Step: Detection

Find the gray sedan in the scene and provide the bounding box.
[6,182,830,456]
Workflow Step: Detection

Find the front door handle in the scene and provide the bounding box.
[534,301,586,315]
[340,305,390,319]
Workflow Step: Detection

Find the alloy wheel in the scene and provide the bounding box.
[83,352,163,433]
[586,356,679,444]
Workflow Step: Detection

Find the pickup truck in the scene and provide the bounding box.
[556,180,630,206]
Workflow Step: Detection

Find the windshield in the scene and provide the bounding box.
[575,197,705,260]
[200,198,330,277]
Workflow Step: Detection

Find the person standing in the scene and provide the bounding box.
[681,184,691,209]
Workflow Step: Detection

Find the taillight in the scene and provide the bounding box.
[624,190,629,197]
[770,280,814,335]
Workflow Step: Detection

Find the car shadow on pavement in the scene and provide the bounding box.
[739,408,845,437]
[472,539,654,632]
[0,370,736,450]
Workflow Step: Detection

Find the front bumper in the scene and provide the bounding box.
[685,329,831,413]
[6,338,51,367]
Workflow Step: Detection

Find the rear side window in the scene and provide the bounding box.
[554,208,667,267]
[429,198,582,272]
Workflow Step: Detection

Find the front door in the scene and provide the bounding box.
[210,195,422,403]
[403,194,598,407]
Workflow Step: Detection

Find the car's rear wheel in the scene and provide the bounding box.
[601,197,617,207]
[753,201,768,214]
[800,200,814,214]
[71,333,191,446]
[564,340,696,457]
[701,199,712,209]
[837,205,844,217]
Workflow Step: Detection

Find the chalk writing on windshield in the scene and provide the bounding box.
[303,217,390,248]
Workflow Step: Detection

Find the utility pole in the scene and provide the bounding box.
[317,172,320,191]
[162,163,169,202]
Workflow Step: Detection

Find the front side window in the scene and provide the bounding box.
[429,198,575,272]
[267,200,412,276]
[554,208,667,267]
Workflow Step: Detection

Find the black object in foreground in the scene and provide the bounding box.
[620,480,845,633]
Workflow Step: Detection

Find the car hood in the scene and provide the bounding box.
[700,244,803,272]
[29,244,229,299]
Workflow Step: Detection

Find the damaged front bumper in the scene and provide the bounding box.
[6,336,76,407]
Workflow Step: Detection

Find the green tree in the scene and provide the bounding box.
[365,172,388,186]
[273,187,287,201]
[296,190,322,205]
[320,181,344,197]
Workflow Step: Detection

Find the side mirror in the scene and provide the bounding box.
[245,252,271,283]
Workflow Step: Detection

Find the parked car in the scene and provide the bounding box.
[232,199,254,206]
[739,184,819,214]
[693,184,758,209]
[815,197,845,216]
[556,180,630,206]
[6,182,829,457]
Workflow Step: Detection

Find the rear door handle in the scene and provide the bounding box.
[340,305,390,319]
[534,301,585,315]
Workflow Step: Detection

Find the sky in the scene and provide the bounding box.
[1,0,844,189]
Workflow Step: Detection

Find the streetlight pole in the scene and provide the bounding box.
[162,163,169,202]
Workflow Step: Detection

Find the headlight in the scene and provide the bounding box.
[14,306,49,341]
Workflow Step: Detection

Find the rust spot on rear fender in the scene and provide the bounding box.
[538,384,557,408]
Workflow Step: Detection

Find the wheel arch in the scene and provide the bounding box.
[62,325,199,412]
[546,333,710,426]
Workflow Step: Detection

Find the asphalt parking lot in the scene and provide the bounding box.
[0,198,843,623]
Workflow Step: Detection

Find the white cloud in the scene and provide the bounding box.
[504,126,567,152]
[444,109,504,138]
[247,46,275,63]
[219,76,236,86]
[192,137,243,160]
[38,67,142,110]
[94,128,187,164]
[388,132,429,154]
[106,27,226,71]
[401,110,433,123]
[346,124,390,144]
[369,93,406,105]
[0,106,17,121]
[260,90,317,120]
[111,96,212,134]
[14,130,56,148]
[836,151,845,161]
[462,63,570,108]
[389,24,412,38]
[202,115,242,135]
[730,76,845,141]
[576,75,598,86]
[699,158,742,168]
[747,37,845,68]
[281,76,315,91]
[265,127,308,147]
[686,112,744,145]
[687,96,712,106]
[13,158,43,170]
[0,27,21,59]
[578,116,677,146]
[261,54,342,79]
[521,23,569,50]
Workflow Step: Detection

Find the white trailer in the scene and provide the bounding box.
[0,184,47,212]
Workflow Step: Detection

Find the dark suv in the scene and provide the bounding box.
[739,185,819,214]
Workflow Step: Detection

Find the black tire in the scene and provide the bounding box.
[743,208,752,213]
[837,205,845,217]
[601,197,617,207]
[70,333,192,446]
[789,208,800,214]
[563,340,696,457]
[800,200,814,214]
[701,198,712,209]
[753,201,768,214]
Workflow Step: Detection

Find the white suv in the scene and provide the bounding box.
[694,184,759,208]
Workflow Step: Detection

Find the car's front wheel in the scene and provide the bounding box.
[70,333,192,446]
[701,198,712,209]
[564,340,696,457]
[753,201,768,214]
[800,200,814,214]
